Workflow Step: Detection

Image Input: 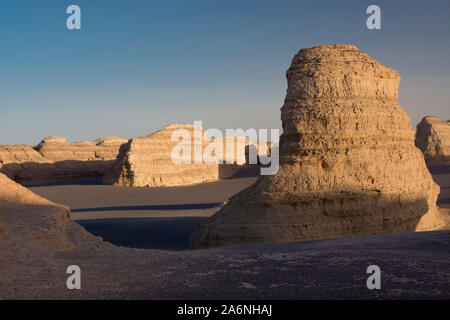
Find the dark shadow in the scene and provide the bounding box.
[1,160,114,186]
[218,164,261,179]
[77,217,208,251]
[216,144,270,179]
[190,187,439,249]
[26,177,104,187]
[72,203,221,213]
[437,198,450,205]
[426,161,450,175]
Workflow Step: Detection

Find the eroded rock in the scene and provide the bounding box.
[190,44,449,248]
[415,117,450,161]
[0,145,52,181]
[0,136,127,186]
[35,135,127,162]
[103,124,220,187]
[0,173,100,257]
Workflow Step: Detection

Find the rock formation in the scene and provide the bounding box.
[0,136,127,186]
[0,145,52,181]
[35,135,127,162]
[216,136,271,179]
[0,173,100,260]
[1,169,449,299]
[415,117,450,161]
[190,44,449,248]
[103,124,271,187]
[103,124,220,187]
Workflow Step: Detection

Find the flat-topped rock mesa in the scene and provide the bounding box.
[0,145,52,181]
[103,124,271,187]
[415,116,450,161]
[0,173,101,263]
[190,44,449,248]
[103,124,220,187]
[35,135,127,162]
[0,136,127,186]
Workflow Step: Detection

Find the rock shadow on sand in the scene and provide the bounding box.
[71,203,221,213]
[77,216,208,250]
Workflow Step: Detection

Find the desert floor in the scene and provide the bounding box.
[29,176,258,250]
[2,161,448,299]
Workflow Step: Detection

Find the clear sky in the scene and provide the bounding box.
[1,0,449,145]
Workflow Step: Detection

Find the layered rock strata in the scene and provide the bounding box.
[103,124,271,187]
[35,135,127,162]
[103,124,220,187]
[190,44,448,248]
[0,136,126,185]
[0,173,100,260]
[0,145,51,181]
[415,117,450,161]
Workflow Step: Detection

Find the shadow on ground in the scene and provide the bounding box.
[77,217,208,250]
[72,203,220,212]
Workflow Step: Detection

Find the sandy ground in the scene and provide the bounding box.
[1,230,449,299]
[28,176,258,220]
[29,177,257,250]
[2,161,446,299]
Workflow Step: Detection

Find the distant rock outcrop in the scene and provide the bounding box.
[103,124,220,187]
[0,136,126,186]
[0,145,52,181]
[190,44,449,248]
[35,135,126,162]
[415,117,450,161]
[103,124,271,187]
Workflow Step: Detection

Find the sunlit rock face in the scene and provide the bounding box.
[0,136,127,186]
[191,44,446,249]
[0,173,100,259]
[0,145,52,180]
[103,124,271,187]
[103,124,220,187]
[415,116,450,161]
[35,135,127,162]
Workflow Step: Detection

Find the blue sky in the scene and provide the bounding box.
[1,0,449,145]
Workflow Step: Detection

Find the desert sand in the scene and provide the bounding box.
[30,176,258,250]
